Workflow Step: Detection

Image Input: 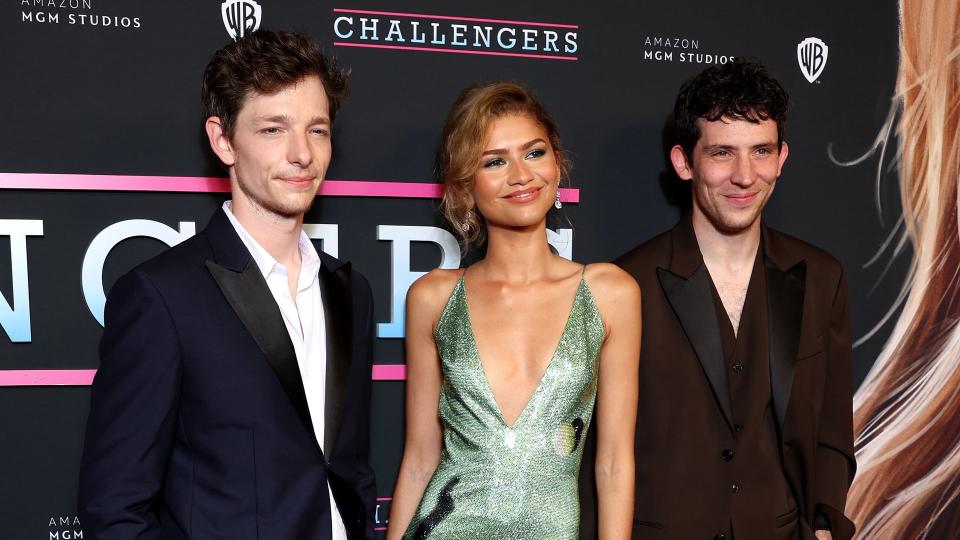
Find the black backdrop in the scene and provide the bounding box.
[0,1,903,537]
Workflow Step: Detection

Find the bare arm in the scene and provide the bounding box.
[589,263,641,539]
[386,272,451,539]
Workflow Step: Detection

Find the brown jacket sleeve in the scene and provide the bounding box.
[813,267,857,539]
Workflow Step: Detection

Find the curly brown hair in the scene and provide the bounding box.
[201,29,349,137]
[674,58,788,157]
[437,82,570,251]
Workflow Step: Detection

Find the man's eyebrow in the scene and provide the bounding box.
[254,114,330,124]
[700,141,776,151]
[255,114,292,124]
[701,143,734,151]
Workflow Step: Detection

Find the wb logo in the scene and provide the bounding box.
[221,0,261,41]
[797,37,828,83]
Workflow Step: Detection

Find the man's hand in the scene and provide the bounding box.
[815,530,833,540]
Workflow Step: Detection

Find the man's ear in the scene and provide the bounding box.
[669,145,694,181]
[205,117,236,167]
[776,140,789,175]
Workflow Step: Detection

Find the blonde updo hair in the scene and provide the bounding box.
[437,82,570,251]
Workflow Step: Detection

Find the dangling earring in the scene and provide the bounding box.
[462,209,474,232]
[554,189,562,209]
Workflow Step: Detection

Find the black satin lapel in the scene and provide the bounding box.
[657,266,734,429]
[320,261,353,455]
[206,260,316,441]
[765,258,806,429]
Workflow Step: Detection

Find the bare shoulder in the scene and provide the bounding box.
[582,262,641,330]
[406,267,463,322]
[583,262,641,303]
[581,262,640,337]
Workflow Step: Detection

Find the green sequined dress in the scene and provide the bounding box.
[403,273,604,539]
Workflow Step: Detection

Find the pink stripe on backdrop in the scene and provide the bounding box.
[0,369,97,386]
[0,172,580,202]
[0,365,407,386]
[0,172,430,197]
[335,41,577,61]
[0,173,231,193]
[321,180,440,198]
[332,8,579,29]
[372,364,407,381]
[560,187,579,203]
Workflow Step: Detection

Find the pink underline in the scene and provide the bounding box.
[0,366,407,386]
[371,364,406,381]
[334,41,577,61]
[332,8,578,29]
[0,173,579,202]
[0,173,231,193]
[0,370,98,386]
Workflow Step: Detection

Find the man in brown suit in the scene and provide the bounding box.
[611,60,856,539]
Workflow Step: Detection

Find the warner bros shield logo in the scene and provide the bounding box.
[222,0,261,41]
[797,37,828,83]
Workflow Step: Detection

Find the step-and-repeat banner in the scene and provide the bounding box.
[3,0,955,538]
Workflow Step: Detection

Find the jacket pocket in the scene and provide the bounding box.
[795,334,824,361]
[775,507,799,528]
[634,519,665,529]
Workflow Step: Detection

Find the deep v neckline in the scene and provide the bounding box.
[460,274,584,429]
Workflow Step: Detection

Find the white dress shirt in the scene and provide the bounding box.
[223,202,347,539]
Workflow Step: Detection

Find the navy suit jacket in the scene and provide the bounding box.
[79,208,377,539]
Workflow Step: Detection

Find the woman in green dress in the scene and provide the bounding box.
[388,82,640,539]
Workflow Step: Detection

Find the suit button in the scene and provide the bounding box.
[731,483,742,494]
[732,362,744,373]
[714,534,727,540]
[734,423,742,432]
[721,449,734,462]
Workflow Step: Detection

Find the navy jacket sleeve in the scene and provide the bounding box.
[357,274,378,540]
[78,270,182,539]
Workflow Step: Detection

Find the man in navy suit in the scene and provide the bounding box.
[79,30,376,539]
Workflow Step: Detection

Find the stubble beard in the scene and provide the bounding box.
[715,208,761,235]
[237,176,316,220]
[697,193,764,236]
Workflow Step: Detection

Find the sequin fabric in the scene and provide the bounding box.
[403,274,604,539]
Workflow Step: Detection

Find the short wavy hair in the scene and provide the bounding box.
[201,29,349,137]
[674,58,788,156]
[437,82,569,251]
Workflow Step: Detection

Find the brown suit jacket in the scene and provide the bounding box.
[580,218,855,540]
